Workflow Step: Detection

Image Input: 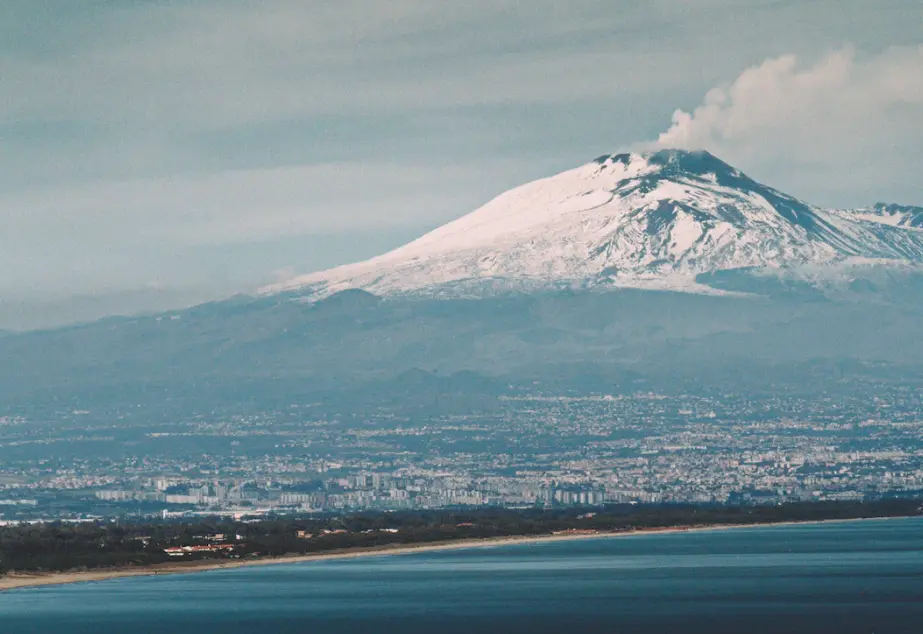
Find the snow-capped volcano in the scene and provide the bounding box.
[269,150,923,297]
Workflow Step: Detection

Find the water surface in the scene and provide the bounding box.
[3,517,922,633]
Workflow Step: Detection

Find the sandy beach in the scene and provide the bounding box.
[0,516,909,593]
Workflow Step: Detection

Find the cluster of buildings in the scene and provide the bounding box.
[1,385,922,520]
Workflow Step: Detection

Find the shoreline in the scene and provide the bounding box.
[0,515,912,593]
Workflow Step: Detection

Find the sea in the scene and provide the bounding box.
[2,517,922,634]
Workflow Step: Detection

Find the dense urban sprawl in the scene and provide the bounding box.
[2,382,922,522]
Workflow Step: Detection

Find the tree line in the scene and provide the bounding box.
[1,498,920,575]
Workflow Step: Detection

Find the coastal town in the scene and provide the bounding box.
[1,383,921,523]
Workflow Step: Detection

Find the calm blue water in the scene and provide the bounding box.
[2,517,922,633]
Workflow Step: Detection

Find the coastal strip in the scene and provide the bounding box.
[0,515,912,593]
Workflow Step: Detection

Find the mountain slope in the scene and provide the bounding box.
[839,203,923,230]
[270,150,923,297]
[6,279,923,416]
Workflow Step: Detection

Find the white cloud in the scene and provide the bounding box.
[0,1,685,129]
[651,46,923,206]
[2,159,526,247]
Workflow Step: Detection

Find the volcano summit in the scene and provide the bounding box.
[270,150,923,298]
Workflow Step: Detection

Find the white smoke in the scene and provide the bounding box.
[648,46,923,205]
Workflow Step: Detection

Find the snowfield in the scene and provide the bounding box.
[266,150,923,298]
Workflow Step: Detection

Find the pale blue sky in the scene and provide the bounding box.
[2,1,922,328]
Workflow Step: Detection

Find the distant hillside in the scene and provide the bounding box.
[3,275,923,417]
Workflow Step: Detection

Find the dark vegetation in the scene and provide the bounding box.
[1,499,920,575]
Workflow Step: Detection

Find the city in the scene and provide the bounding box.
[2,381,922,523]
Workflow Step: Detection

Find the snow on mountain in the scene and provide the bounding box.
[839,203,923,230]
[267,150,923,297]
